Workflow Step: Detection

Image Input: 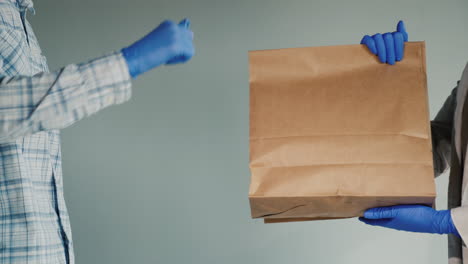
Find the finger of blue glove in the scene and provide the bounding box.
[360,35,377,55]
[372,34,386,63]
[393,31,404,61]
[166,25,194,65]
[178,19,194,40]
[396,20,408,42]
[189,30,194,40]
[363,206,399,219]
[166,38,194,65]
[166,56,187,65]
[166,52,194,64]
[383,33,396,65]
[179,28,194,40]
[359,217,393,226]
[181,31,195,53]
[166,51,193,64]
[179,18,190,29]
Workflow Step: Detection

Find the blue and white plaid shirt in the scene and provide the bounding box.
[0,0,132,263]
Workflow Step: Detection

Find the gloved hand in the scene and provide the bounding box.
[122,18,195,78]
[360,20,408,65]
[359,205,460,236]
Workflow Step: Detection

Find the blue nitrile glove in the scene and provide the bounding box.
[121,18,195,78]
[359,205,460,236]
[360,20,408,65]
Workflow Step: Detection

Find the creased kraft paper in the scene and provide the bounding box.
[248,42,435,223]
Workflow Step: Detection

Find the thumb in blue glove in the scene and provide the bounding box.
[359,205,460,236]
[360,20,408,65]
[122,18,195,78]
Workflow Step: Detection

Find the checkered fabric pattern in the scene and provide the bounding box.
[0,0,132,263]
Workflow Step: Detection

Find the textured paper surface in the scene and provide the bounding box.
[248,42,436,222]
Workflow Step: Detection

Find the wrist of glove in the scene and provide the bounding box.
[359,205,460,236]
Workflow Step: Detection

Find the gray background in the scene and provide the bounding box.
[29,0,468,263]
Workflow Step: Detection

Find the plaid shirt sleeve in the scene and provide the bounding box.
[0,51,132,143]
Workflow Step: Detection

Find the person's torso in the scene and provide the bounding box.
[454,63,468,206]
[450,62,468,264]
[0,1,73,263]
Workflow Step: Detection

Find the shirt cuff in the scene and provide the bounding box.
[81,51,133,106]
[451,206,468,244]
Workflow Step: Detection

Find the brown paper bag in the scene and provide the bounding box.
[248,42,435,223]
